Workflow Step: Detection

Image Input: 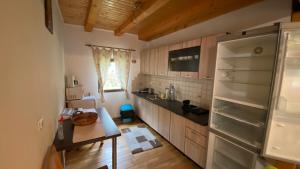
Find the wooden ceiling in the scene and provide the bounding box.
[59,0,262,41]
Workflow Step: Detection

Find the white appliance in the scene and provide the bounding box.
[65,86,84,101]
[66,75,75,88]
[263,23,300,164]
[206,23,300,169]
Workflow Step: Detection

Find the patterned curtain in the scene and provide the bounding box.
[91,47,112,102]
[114,50,131,99]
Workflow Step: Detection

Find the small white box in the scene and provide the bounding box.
[66,96,97,108]
[66,86,84,101]
[66,75,75,88]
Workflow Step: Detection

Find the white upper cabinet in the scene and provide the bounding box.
[199,35,217,79]
[157,46,169,76]
[149,48,158,75]
[182,39,201,48]
[140,35,218,79]
[140,49,150,74]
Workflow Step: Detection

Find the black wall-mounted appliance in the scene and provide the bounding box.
[168,46,200,72]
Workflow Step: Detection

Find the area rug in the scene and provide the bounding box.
[121,124,162,154]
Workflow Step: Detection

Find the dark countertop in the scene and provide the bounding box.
[132,92,209,126]
[54,107,121,151]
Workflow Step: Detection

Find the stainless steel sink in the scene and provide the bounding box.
[146,95,159,101]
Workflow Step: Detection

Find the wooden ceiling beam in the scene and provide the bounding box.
[85,0,102,32]
[114,0,170,36]
[138,0,262,41]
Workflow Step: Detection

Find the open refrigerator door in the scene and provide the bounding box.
[263,22,300,164]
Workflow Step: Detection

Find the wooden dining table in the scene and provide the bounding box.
[53,107,121,169]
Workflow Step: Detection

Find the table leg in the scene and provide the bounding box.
[99,141,104,148]
[61,150,66,168]
[112,138,117,169]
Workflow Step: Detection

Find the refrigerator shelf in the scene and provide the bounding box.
[214,96,267,110]
[213,134,257,169]
[212,124,262,149]
[212,113,263,148]
[214,110,265,128]
[207,133,259,169]
[285,57,300,66]
[213,162,226,169]
[216,69,273,86]
[217,68,273,71]
[213,99,267,128]
[214,150,249,169]
[218,80,271,86]
[220,54,274,59]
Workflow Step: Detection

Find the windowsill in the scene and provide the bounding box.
[104,89,124,93]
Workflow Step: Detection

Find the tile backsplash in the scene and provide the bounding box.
[134,74,214,109]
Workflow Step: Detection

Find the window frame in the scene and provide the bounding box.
[104,88,124,93]
[102,60,122,92]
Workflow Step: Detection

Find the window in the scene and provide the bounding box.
[103,61,122,92]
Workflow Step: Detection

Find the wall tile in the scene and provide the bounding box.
[138,74,213,109]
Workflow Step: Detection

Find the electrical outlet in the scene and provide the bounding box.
[37,118,44,131]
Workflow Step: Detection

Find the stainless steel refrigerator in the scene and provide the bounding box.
[206,23,300,169]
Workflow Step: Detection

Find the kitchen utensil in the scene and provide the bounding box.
[183,100,190,105]
[165,88,170,99]
[169,84,176,100]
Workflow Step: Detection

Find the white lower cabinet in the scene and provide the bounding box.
[135,98,159,131]
[134,97,146,120]
[139,99,147,122]
[170,113,186,152]
[185,138,207,167]
[151,104,159,131]
[144,100,152,125]
[185,119,208,168]
[158,107,171,140]
[135,97,208,167]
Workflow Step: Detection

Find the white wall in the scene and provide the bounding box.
[0,1,65,169]
[63,25,146,117]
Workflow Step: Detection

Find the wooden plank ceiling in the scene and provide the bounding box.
[59,0,262,41]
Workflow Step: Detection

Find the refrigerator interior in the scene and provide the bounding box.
[277,31,300,115]
[214,34,277,109]
[213,99,266,147]
[263,27,300,163]
[206,133,258,169]
[211,33,278,148]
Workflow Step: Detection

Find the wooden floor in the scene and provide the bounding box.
[65,118,201,169]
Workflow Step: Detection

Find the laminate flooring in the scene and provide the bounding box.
[65,119,201,169]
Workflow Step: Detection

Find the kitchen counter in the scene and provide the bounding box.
[132,92,209,126]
